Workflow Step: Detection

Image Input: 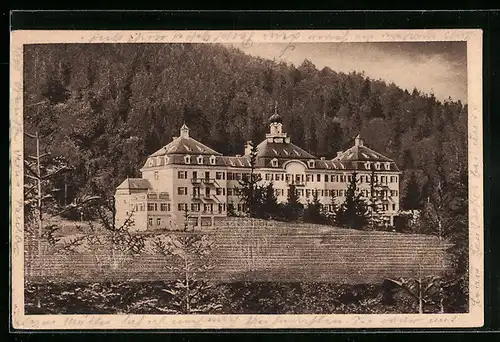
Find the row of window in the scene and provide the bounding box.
[135,203,171,212]
[177,170,226,180]
[176,186,399,198]
[175,170,399,184]
[178,203,226,213]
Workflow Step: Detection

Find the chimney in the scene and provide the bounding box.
[244,141,252,155]
[355,134,364,147]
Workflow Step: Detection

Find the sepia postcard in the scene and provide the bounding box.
[10,29,484,330]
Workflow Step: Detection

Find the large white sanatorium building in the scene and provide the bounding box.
[115,113,401,231]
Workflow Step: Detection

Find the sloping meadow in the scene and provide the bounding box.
[25,218,453,285]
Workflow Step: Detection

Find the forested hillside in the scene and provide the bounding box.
[23,43,467,207]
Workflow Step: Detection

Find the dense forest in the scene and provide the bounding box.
[23,43,467,209]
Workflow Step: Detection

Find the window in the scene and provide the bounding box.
[216,172,225,180]
[216,188,223,195]
[147,203,155,211]
[148,159,154,167]
[265,173,271,181]
[191,203,199,212]
[348,175,352,182]
[298,189,304,197]
[184,155,191,164]
[306,189,311,198]
[330,175,335,182]
[306,174,312,182]
[164,156,169,164]
[197,155,203,164]
[365,162,371,170]
[375,162,381,170]
[148,218,153,226]
[218,204,223,213]
[271,158,278,167]
[177,187,187,195]
[392,204,396,211]
[154,171,159,180]
[235,173,242,181]
[325,174,329,182]
[178,203,187,211]
[227,188,233,196]
[308,160,315,168]
[157,218,161,226]
[316,174,321,182]
[227,172,234,180]
[138,203,145,211]
[385,162,391,170]
[178,170,187,179]
[210,155,216,165]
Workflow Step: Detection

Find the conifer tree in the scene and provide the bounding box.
[283,182,303,221]
[238,140,264,218]
[303,190,325,224]
[328,191,340,225]
[262,181,279,219]
[368,168,386,229]
[402,172,423,210]
[336,172,369,230]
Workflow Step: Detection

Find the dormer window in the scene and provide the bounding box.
[184,155,191,164]
[209,155,216,165]
[271,158,278,167]
[384,162,391,170]
[156,156,161,165]
[365,161,371,170]
[148,159,154,167]
[164,156,169,164]
[375,162,381,170]
[307,160,315,168]
[197,155,203,165]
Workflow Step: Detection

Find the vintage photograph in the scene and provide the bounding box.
[10,30,484,329]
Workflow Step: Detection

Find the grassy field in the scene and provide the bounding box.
[26,217,453,285]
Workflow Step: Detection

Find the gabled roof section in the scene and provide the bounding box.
[116,178,152,190]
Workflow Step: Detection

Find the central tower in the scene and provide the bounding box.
[266,103,290,143]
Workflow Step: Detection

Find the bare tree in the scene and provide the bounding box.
[153,234,221,314]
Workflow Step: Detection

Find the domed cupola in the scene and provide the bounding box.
[269,112,283,124]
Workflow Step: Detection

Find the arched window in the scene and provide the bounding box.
[148,159,154,167]
[197,155,203,164]
[209,155,216,165]
[184,155,191,164]
[375,162,381,170]
[271,158,279,167]
[308,160,315,168]
[164,156,169,164]
[384,162,391,170]
[365,161,371,170]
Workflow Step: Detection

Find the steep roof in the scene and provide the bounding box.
[150,136,222,157]
[252,140,316,159]
[335,144,392,163]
